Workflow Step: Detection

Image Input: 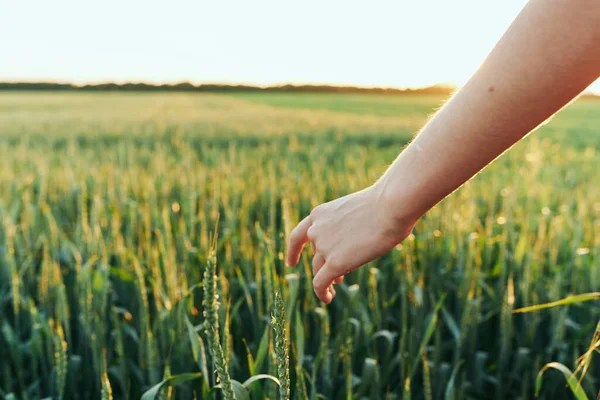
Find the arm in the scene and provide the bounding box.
[287,0,600,304]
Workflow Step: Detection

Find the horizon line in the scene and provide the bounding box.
[1,80,598,96]
[0,79,458,92]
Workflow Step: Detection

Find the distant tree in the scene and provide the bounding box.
[0,81,460,96]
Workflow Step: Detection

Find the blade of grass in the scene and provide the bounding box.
[513,293,600,313]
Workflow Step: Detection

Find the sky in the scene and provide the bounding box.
[2,0,599,93]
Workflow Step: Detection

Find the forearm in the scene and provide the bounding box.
[378,0,600,222]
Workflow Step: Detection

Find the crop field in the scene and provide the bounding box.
[0,91,599,399]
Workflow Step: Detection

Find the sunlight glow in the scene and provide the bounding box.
[1,0,599,93]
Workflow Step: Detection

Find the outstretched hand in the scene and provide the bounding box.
[286,0,600,304]
[286,185,415,304]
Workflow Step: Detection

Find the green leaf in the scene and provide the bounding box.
[213,376,277,400]
[513,293,600,313]
[243,332,272,399]
[535,362,588,400]
[185,316,210,388]
[252,326,270,373]
[373,329,395,342]
[141,373,203,400]
[346,318,362,345]
[234,268,255,319]
[184,282,203,297]
[242,374,280,388]
[441,307,461,343]
[295,312,305,365]
[109,267,135,283]
[231,380,250,400]
[285,273,300,326]
[372,330,397,365]
[358,358,379,396]
[410,295,445,379]
[444,361,463,400]
[1,322,17,349]
[212,381,249,400]
[92,269,106,292]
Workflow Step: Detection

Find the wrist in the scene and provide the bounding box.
[371,175,422,228]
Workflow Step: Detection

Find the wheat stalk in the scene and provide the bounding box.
[272,292,290,399]
[203,244,236,400]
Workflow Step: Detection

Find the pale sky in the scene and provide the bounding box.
[2,0,599,93]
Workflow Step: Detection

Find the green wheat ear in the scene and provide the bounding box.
[272,292,290,400]
[203,238,236,400]
[101,351,113,400]
[101,371,113,400]
[51,319,68,400]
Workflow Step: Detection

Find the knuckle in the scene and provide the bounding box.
[306,225,317,241]
[310,205,324,218]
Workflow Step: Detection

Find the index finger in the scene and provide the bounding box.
[286,215,312,266]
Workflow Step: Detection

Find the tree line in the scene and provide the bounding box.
[0,81,456,95]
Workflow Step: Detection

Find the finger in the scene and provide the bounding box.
[334,275,344,284]
[314,254,335,300]
[329,285,336,297]
[313,263,340,304]
[286,216,312,266]
[312,253,326,277]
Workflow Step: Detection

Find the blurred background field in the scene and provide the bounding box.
[0,91,599,399]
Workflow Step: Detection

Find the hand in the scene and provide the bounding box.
[286,184,416,304]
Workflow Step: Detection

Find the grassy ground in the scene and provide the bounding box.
[228,92,447,117]
[0,91,599,399]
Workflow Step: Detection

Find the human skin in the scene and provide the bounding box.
[286,0,600,304]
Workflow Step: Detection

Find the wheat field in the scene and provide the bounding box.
[0,91,599,399]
